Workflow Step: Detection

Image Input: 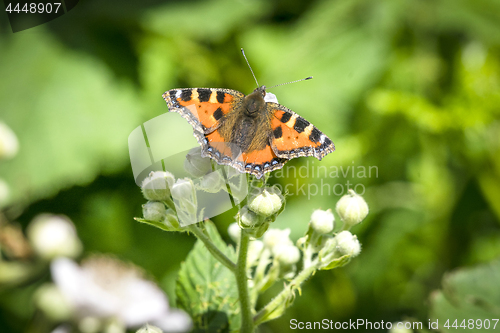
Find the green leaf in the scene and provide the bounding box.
[319,255,351,271]
[430,260,500,332]
[0,30,142,206]
[134,217,176,232]
[176,221,240,332]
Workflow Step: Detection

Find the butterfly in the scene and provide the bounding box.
[162,84,335,179]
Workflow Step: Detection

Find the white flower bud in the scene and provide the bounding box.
[310,209,334,234]
[227,222,241,243]
[274,244,300,265]
[141,171,175,201]
[335,231,361,257]
[0,122,19,159]
[27,214,82,260]
[171,178,194,199]
[184,147,212,178]
[263,228,293,252]
[239,207,260,228]
[247,240,264,267]
[198,171,224,193]
[137,324,163,333]
[142,201,167,222]
[248,188,283,217]
[336,189,369,228]
[171,178,198,226]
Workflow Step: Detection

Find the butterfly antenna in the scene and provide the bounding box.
[267,76,313,89]
[241,48,260,87]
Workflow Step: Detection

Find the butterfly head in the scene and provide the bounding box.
[244,85,267,115]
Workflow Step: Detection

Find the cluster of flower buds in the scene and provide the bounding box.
[236,185,285,238]
[229,223,301,300]
[298,189,368,270]
[139,171,189,231]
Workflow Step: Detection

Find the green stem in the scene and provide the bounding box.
[253,261,318,326]
[187,224,236,272]
[236,229,254,333]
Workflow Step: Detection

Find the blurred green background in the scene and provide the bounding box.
[1,0,500,332]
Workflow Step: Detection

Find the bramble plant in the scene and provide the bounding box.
[136,149,369,333]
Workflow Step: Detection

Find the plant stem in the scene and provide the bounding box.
[187,224,236,272]
[253,261,318,326]
[236,229,254,333]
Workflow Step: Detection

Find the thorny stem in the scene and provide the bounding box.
[187,224,236,272]
[236,229,254,333]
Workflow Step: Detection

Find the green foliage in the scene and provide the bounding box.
[430,260,500,332]
[176,221,239,332]
[1,0,500,331]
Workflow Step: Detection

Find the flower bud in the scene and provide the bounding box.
[335,231,361,257]
[336,189,369,229]
[171,178,198,226]
[227,222,241,243]
[263,228,293,252]
[141,171,175,201]
[238,207,260,228]
[171,178,194,200]
[137,324,163,333]
[248,188,283,217]
[247,240,264,267]
[27,214,82,260]
[198,171,224,193]
[0,122,19,159]
[163,209,181,230]
[310,209,334,234]
[274,244,300,266]
[142,201,167,222]
[184,147,212,178]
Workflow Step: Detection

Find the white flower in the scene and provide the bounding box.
[0,122,19,159]
[51,256,192,332]
[27,214,82,260]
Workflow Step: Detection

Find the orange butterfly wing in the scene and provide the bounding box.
[269,104,335,160]
[163,88,244,135]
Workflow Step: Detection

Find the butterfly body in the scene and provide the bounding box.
[163,86,334,179]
